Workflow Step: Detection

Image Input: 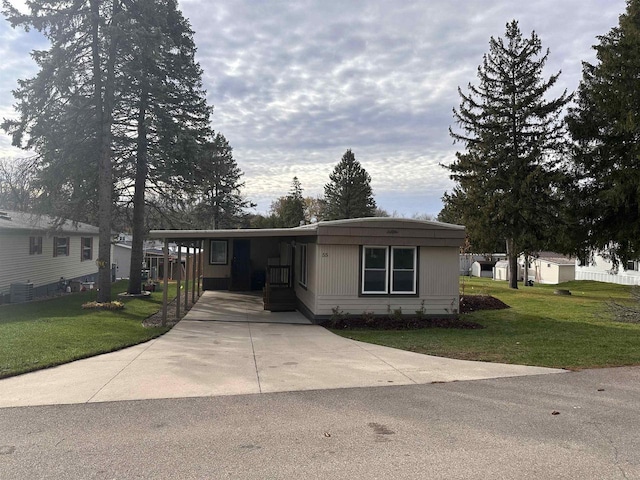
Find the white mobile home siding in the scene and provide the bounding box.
[575,254,640,285]
[294,242,317,314]
[0,231,99,295]
[312,244,459,317]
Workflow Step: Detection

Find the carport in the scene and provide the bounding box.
[184,291,311,324]
[150,227,316,326]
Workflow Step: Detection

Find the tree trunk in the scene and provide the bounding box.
[92,0,120,303]
[128,83,149,295]
[507,238,519,289]
[524,253,530,286]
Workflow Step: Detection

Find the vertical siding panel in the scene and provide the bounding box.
[316,244,359,296]
[420,247,458,297]
[295,243,317,313]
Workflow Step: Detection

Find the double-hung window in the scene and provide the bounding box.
[362,246,417,295]
[29,236,43,255]
[362,247,389,294]
[53,237,70,257]
[391,247,417,294]
[81,237,93,261]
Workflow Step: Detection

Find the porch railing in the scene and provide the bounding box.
[267,265,291,287]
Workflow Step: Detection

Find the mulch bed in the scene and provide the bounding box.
[321,295,510,330]
[460,295,510,314]
[321,316,485,330]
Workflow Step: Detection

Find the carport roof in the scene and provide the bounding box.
[148,226,317,241]
[149,217,465,242]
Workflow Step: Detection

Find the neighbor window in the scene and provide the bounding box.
[209,240,228,265]
[298,243,308,287]
[81,237,93,261]
[29,236,42,255]
[53,237,70,257]
[362,246,417,295]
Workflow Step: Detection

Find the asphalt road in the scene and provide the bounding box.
[1,367,639,479]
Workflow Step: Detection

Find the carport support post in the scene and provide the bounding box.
[191,241,197,304]
[184,246,190,313]
[176,243,181,321]
[197,240,202,297]
[161,238,169,327]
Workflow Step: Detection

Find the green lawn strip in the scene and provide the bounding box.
[0,280,177,378]
[332,278,640,369]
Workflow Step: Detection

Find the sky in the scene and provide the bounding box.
[0,0,627,217]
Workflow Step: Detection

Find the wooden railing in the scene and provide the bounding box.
[267,265,291,287]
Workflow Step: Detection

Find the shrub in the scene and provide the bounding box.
[82,301,125,311]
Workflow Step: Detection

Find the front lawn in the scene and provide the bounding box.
[332,278,640,369]
[0,281,176,378]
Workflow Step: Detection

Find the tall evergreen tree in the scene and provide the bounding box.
[2,0,122,302]
[566,0,640,267]
[445,20,571,289]
[119,0,211,294]
[323,149,376,220]
[191,133,253,229]
[277,177,305,227]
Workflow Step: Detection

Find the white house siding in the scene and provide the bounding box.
[576,254,640,285]
[0,231,99,295]
[312,244,460,317]
[294,242,317,314]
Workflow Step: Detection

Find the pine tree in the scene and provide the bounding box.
[445,20,571,289]
[566,0,640,267]
[191,133,253,229]
[120,0,212,294]
[278,177,305,227]
[2,0,122,302]
[323,149,376,220]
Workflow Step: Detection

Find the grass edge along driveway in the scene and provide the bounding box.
[0,281,176,379]
[332,278,640,370]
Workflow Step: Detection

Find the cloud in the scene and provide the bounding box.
[0,0,627,215]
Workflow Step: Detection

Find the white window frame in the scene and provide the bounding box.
[390,246,417,294]
[298,243,308,287]
[209,240,228,265]
[361,246,389,294]
[81,237,93,261]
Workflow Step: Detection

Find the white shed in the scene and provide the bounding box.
[471,260,495,278]
[526,253,575,285]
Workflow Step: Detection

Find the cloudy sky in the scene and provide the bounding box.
[0,0,627,216]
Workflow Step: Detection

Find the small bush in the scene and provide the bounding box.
[82,301,125,311]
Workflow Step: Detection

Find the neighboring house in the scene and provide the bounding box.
[575,253,640,286]
[0,210,99,302]
[521,252,575,285]
[112,239,199,281]
[150,217,465,322]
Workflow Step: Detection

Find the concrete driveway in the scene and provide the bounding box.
[0,291,564,408]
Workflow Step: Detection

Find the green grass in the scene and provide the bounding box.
[0,280,177,378]
[332,278,640,369]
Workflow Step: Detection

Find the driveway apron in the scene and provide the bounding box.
[0,291,565,407]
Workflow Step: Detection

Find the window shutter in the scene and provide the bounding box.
[53,237,58,257]
[67,237,70,256]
